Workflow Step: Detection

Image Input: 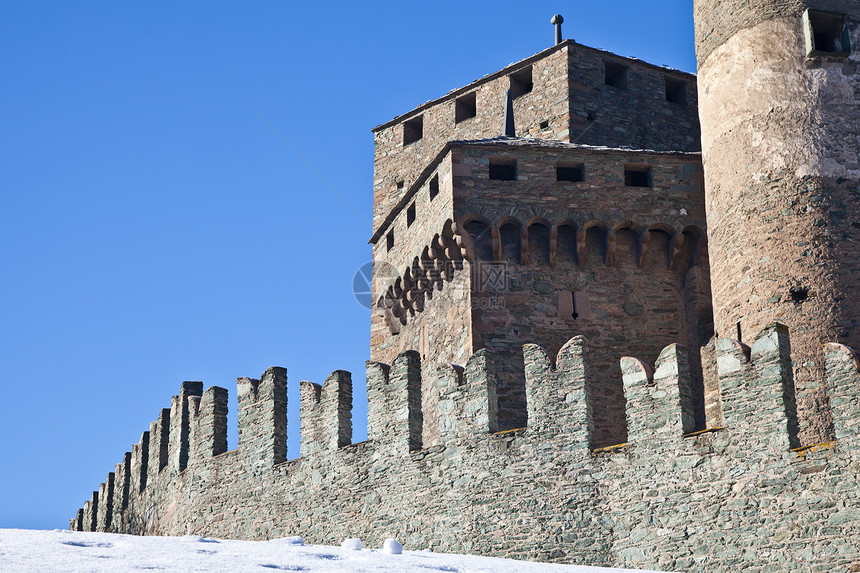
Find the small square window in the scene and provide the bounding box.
[386,230,395,251]
[625,166,651,188]
[489,161,517,181]
[396,180,404,190]
[604,62,628,89]
[455,92,477,123]
[539,119,550,130]
[510,66,533,98]
[407,203,416,227]
[557,165,584,182]
[804,9,849,56]
[665,78,687,105]
[429,175,439,200]
[403,115,423,145]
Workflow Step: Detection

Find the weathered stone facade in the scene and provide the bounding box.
[72,5,860,572]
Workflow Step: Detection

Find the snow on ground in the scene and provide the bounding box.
[0,529,673,573]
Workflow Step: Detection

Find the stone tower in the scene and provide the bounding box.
[694,1,860,442]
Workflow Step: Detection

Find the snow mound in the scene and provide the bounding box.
[381,538,402,555]
[341,537,362,550]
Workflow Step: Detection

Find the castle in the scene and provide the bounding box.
[71,3,860,571]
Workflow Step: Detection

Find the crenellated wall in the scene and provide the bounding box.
[72,324,860,572]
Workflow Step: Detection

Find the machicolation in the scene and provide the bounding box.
[72,6,860,572]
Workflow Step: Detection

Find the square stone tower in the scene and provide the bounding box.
[369,41,711,445]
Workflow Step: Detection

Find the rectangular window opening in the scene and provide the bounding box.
[624,166,652,188]
[407,203,416,227]
[429,174,439,201]
[489,160,517,181]
[386,230,395,251]
[510,66,533,98]
[455,92,477,123]
[403,115,423,145]
[665,78,687,105]
[805,9,850,56]
[556,164,584,182]
[604,61,628,89]
[396,180,404,190]
[539,119,550,130]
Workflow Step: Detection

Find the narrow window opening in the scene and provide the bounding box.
[604,62,628,89]
[665,78,687,104]
[571,291,579,319]
[539,119,550,130]
[489,160,516,181]
[573,291,591,319]
[386,231,394,252]
[624,166,652,188]
[556,164,584,182]
[403,115,423,145]
[510,66,533,98]
[407,203,416,227]
[455,92,477,123]
[429,175,439,200]
[736,321,742,343]
[805,9,849,56]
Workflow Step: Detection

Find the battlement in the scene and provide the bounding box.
[72,323,860,569]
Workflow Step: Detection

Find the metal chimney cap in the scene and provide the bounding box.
[551,14,564,25]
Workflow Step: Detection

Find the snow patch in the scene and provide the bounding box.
[0,529,673,573]
[382,538,403,555]
[341,537,362,550]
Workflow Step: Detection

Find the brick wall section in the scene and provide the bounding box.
[72,325,860,571]
[129,431,149,496]
[823,342,860,445]
[147,408,170,488]
[370,155,476,369]
[95,473,114,532]
[696,5,860,445]
[444,141,708,440]
[169,382,203,473]
[299,370,352,457]
[189,386,229,461]
[371,42,699,232]
[237,367,287,470]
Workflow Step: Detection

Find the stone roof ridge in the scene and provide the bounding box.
[448,136,702,156]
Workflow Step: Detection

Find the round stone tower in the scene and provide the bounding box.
[694,1,860,443]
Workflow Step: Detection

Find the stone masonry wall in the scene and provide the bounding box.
[73,324,860,572]
[370,154,475,368]
[450,141,711,441]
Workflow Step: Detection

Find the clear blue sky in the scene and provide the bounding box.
[0,1,696,530]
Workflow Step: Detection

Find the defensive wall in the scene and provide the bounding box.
[73,324,860,572]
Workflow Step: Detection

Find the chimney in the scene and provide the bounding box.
[503,90,516,137]
[551,14,564,46]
